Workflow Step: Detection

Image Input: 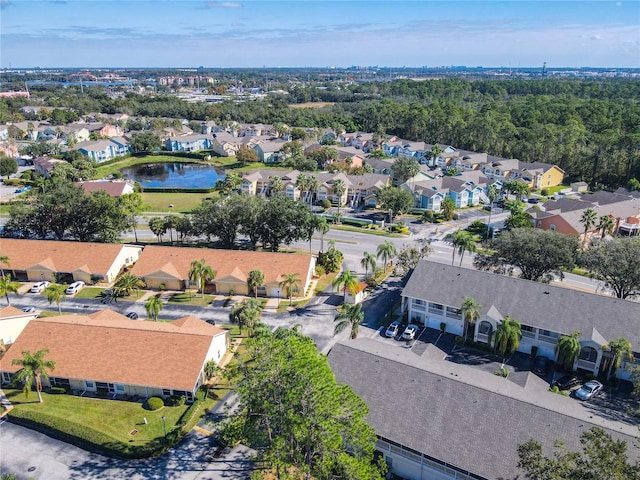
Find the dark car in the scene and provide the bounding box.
[527,197,540,204]
[206,319,216,326]
[125,312,139,320]
[553,374,581,390]
[533,356,550,375]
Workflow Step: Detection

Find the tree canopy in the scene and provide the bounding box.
[221,328,384,480]
[580,237,640,299]
[474,228,580,283]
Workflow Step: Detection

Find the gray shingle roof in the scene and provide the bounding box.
[328,340,639,480]
[403,261,640,348]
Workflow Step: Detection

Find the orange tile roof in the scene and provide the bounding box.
[0,306,31,319]
[131,246,313,285]
[0,239,131,276]
[0,310,227,392]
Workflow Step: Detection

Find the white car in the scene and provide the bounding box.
[385,321,400,338]
[30,281,50,293]
[402,324,419,341]
[65,281,86,295]
[21,306,36,313]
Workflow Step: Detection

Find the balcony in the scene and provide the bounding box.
[576,359,596,372]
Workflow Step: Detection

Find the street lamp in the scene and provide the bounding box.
[161,416,166,437]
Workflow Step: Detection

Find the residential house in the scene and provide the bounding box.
[0,306,38,348]
[0,239,143,284]
[530,190,640,241]
[254,139,287,163]
[74,137,131,162]
[165,134,213,152]
[364,157,394,176]
[0,310,229,402]
[481,159,565,190]
[211,131,265,157]
[59,124,91,143]
[402,261,640,381]
[404,171,492,211]
[85,122,124,138]
[130,246,315,298]
[75,180,135,197]
[344,173,390,207]
[328,340,638,480]
[33,156,66,177]
[0,142,21,159]
[339,132,374,153]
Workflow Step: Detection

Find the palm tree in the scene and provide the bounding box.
[204,360,220,382]
[555,331,582,371]
[44,283,66,315]
[120,193,144,243]
[145,296,163,322]
[230,298,262,337]
[332,270,360,302]
[296,173,309,203]
[0,255,9,279]
[580,208,598,247]
[429,144,444,166]
[441,197,456,221]
[0,274,19,305]
[148,217,167,243]
[307,175,319,206]
[485,184,500,239]
[12,349,56,403]
[461,296,481,341]
[360,252,377,280]
[597,215,615,238]
[316,217,330,253]
[163,215,179,244]
[333,303,365,339]
[332,179,347,219]
[377,240,397,271]
[113,273,145,298]
[603,338,635,380]
[188,258,216,298]
[267,175,283,196]
[247,269,264,299]
[450,230,476,267]
[494,316,522,359]
[279,273,301,306]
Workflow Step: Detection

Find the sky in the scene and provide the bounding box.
[1,0,639,69]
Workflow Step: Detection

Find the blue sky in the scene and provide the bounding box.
[1,1,639,68]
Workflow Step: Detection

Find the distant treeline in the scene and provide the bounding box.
[1,78,638,188]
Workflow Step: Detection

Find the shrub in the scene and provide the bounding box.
[493,367,509,378]
[541,188,549,197]
[530,345,539,358]
[158,283,166,291]
[320,199,331,209]
[454,336,465,345]
[314,265,325,277]
[439,322,447,334]
[165,395,186,407]
[50,386,67,394]
[144,397,164,411]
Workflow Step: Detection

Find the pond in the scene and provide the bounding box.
[120,162,225,189]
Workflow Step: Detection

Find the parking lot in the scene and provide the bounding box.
[371,324,637,423]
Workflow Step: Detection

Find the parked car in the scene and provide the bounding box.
[65,281,85,295]
[553,374,581,390]
[527,197,540,204]
[30,281,50,293]
[385,321,400,338]
[575,380,603,400]
[21,306,36,313]
[206,319,216,326]
[533,356,551,375]
[401,324,419,341]
[125,312,139,320]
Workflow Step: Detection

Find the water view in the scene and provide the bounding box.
[120,162,225,189]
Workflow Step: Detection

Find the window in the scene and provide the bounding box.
[521,325,535,337]
[412,298,426,307]
[478,321,493,335]
[85,381,94,389]
[579,347,598,362]
[539,329,559,340]
[550,224,556,231]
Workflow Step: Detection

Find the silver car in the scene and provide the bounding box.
[575,380,603,400]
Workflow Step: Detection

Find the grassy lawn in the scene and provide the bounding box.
[141,192,215,213]
[537,184,570,195]
[167,292,216,306]
[37,310,62,318]
[314,272,339,294]
[331,224,404,237]
[73,287,106,299]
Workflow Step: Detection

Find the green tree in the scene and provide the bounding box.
[316,216,330,253]
[267,175,283,196]
[580,237,640,298]
[112,273,145,298]
[259,194,314,252]
[596,214,616,238]
[485,184,500,238]
[0,255,9,279]
[0,274,19,305]
[334,303,365,339]
[332,269,360,302]
[130,131,161,152]
[188,258,216,298]
[450,230,476,267]
[119,193,145,243]
[145,296,163,322]
[376,240,397,271]
[474,228,579,283]
[603,338,635,380]
[279,273,301,306]
[555,331,582,371]
[44,283,66,315]
[229,298,262,337]
[148,216,167,243]
[163,214,180,244]
[461,296,481,341]
[236,145,258,164]
[332,178,347,218]
[220,328,383,480]
[378,186,414,222]
[391,157,420,185]
[360,252,377,280]
[247,269,265,299]
[394,242,431,277]
[517,427,639,480]
[580,207,598,247]
[318,240,344,273]
[204,360,220,382]
[441,197,456,221]
[11,349,56,403]
[0,155,18,179]
[494,315,522,358]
